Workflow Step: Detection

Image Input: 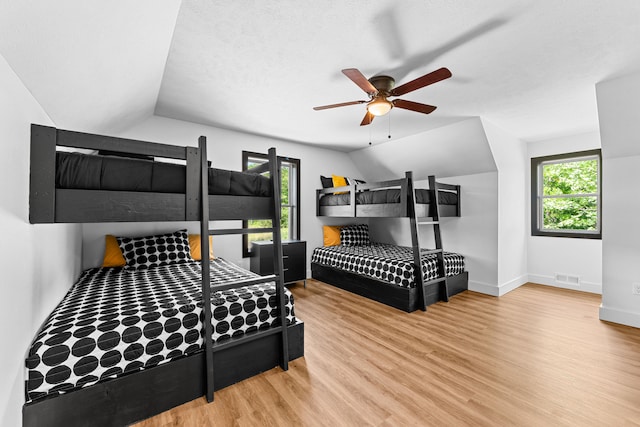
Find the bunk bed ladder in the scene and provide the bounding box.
[267,147,290,372]
[199,141,289,403]
[407,173,449,312]
[427,175,449,304]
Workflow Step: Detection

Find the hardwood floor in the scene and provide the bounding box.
[134,281,640,426]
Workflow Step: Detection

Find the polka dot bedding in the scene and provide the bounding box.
[25,258,296,403]
[311,243,465,288]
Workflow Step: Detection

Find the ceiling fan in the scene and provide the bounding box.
[313,67,452,126]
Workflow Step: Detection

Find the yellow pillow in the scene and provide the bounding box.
[331,174,348,194]
[189,234,214,260]
[102,235,126,267]
[323,225,342,246]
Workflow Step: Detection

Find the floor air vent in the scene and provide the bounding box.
[555,273,580,286]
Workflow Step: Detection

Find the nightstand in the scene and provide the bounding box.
[250,240,307,286]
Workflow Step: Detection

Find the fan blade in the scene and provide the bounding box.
[360,111,375,126]
[392,99,437,114]
[342,68,378,95]
[390,67,452,96]
[313,100,367,111]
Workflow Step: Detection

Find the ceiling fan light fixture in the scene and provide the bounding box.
[367,97,392,116]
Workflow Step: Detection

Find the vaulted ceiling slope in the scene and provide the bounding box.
[0,1,181,134]
[2,1,640,152]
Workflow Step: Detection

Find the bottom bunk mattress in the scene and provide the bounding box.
[311,243,465,287]
[25,258,296,403]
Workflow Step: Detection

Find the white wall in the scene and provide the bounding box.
[482,119,529,295]
[82,115,364,275]
[0,55,82,427]
[348,117,497,181]
[526,132,602,293]
[597,71,640,328]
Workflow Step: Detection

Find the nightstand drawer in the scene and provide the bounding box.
[250,240,307,284]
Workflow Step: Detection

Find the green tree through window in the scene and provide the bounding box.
[242,152,300,257]
[531,150,601,239]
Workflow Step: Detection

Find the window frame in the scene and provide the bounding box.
[242,150,301,257]
[530,149,602,239]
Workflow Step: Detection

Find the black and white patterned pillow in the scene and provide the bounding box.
[117,229,192,270]
[340,224,370,246]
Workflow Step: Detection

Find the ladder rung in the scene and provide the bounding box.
[417,221,439,225]
[211,274,278,292]
[212,325,285,352]
[422,249,443,255]
[209,227,273,236]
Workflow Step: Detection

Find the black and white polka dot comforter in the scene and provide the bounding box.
[25,258,296,403]
[311,243,465,288]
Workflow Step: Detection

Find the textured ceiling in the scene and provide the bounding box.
[2,1,640,152]
[156,0,640,151]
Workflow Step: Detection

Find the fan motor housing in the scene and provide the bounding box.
[368,75,395,94]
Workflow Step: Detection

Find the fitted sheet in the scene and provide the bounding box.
[312,243,464,287]
[25,258,296,403]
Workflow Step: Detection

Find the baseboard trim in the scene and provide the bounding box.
[468,275,527,297]
[498,274,528,296]
[528,274,602,294]
[468,280,499,296]
[599,305,640,329]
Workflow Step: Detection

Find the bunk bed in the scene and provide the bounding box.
[312,173,467,312]
[24,125,304,427]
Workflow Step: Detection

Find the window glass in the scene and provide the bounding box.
[242,152,300,256]
[531,150,601,239]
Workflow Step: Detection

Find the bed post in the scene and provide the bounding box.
[406,171,427,311]
[186,147,200,221]
[199,136,215,402]
[268,147,290,370]
[29,124,57,223]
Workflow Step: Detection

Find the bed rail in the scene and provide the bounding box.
[315,173,460,218]
[29,124,273,223]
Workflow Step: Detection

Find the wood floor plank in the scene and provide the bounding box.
[133,282,640,426]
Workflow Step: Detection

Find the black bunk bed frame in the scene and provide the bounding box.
[312,172,467,312]
[25,125,304,427]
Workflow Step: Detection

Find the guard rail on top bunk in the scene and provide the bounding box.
[315,172,461,218]
[29,124,273,223]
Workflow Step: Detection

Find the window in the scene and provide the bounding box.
[242,151,300,257]
[531,149,601,239]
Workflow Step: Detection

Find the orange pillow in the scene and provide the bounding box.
[189,234,214,260]
[102,235,126,267]
[331,175,348,194]
[323,226,342,246]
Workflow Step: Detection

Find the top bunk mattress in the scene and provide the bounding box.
[56,151,272,197]
[319,188,458,206]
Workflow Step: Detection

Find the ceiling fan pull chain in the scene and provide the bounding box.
[369,126,372,146]
[388,113,392,139]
